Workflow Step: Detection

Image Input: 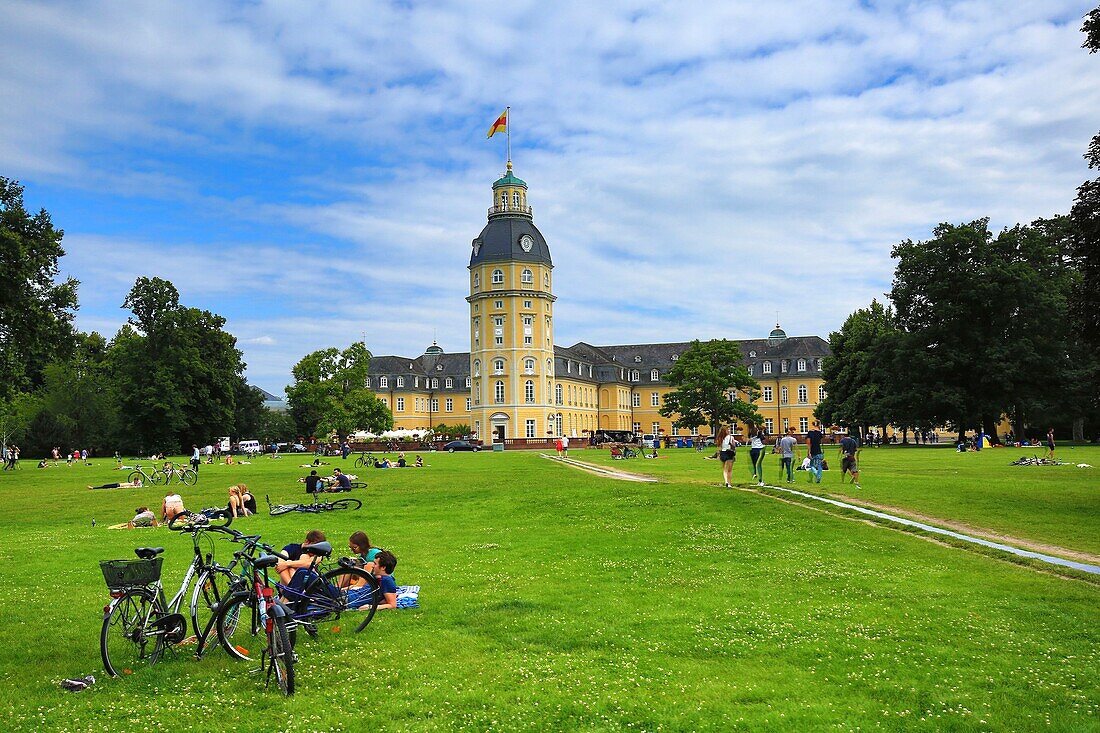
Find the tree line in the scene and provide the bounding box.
[816,8,1100,444]
[0,178,277,456]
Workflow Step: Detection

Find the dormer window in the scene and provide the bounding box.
[634,356,642,363]
[651,369,659,381]
[445,377,453,388]
[797,359,807,372]
[762,362,772,374]
[364,377,371,388]
[671,354,678,361]
[781,360,788,373]
[436,364,443,371]
[749,351,756,358]
[396,377,405,387]
[379,376,388,388]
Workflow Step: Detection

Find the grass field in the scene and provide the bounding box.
[0,447,1097,732]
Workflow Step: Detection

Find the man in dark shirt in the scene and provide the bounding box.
[805,421,824,484]
[839,434,861,488]
[305,470,323,494]
[331,467,352,491]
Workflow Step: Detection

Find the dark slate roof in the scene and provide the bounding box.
[469,217,552,268]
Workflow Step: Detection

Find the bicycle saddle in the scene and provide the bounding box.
[134,547,164,559]
[302,541,332,557]
[254,553,281,569]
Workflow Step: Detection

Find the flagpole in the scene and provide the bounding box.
[506,106,511,164]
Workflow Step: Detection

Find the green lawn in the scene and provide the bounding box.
[0,450,1097,732]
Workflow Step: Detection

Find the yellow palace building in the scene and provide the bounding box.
[366,162,830,443]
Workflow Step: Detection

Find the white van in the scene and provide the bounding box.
[216,436,231,452]
[641,433,657,449]
[237,439,262,455]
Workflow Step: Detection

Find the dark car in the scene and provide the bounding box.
[444,440,480,452]
[289,443,307,453]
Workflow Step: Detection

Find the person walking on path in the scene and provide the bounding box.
[806,421,824,484]
[839,434,861,489]
[561,434,569,458]
[748,427,766,486]
[778,428,798,484]
[1046,428,1056,460]
[717,426,737,487]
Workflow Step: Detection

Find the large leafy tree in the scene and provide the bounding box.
[285,342,393,438]
[890,220,1072,441]
[0,177,79,401]
[112,277,253,452]
[659,339,760,437]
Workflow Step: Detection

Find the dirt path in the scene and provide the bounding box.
[541,455,658,482]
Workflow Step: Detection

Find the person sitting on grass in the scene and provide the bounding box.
[227,484,256,517]
[349,530,382,571]
[371,549,399,610]
[108,506,158,529]
[374,458,392,469]
[415,455,423,468]
[276,529,327,584]
[225,453,235,465]
[330,467,352,491]
[89,479,143,490]
[162,491,186,523]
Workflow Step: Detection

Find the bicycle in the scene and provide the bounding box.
[126,465,164,486]
[99,511,234,677]
[266,494,362,515]
[353,451,376,468]
[213,532,297,694]
[161,464,198,486]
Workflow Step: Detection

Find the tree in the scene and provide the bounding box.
[0,177,79,401]
[111,277,254,452]
[285,343,393,438]
[815,300,911,438]
[659,339,760,437]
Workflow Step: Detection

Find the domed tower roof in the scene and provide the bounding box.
[768,322,788,346]
[470,161,552,268]
[424,341,444,355]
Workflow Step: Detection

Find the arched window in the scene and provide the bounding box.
[396,377,404,388]
[493,358,505,373]
[475,383,481,403]
[513,192,521,207]
[364,377,371,388]
[798,384,808,403]
[379,376,388,388]
[491,269,504,284]
[473,359,480,377]
[465,376,471,388]
[500,192,507,208]
[762,361,772,374]
[630,370,640,382]
[797,359,807,372]
[524,380,535,403]
[521,268,533,284]
[445,377,453,388]
[546,358,552,373]
[818,385,826,402]
[473,273,479,289]
[431,378,438,389]
[650,369,659,381]
[555,384,563,405]
[748,365,754,376]
[781,386,788,404]
[494,380,505,404]
[544,272,550,286]
[524,358,535,373]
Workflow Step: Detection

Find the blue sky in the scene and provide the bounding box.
[3,1,1097,394]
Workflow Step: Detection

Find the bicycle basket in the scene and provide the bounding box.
[100,558,163,590]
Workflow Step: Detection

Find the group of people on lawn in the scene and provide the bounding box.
[717,420,861,489]
[96,483,258,528]
[276,529,400,611]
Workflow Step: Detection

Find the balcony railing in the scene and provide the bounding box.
[488,204,533,216]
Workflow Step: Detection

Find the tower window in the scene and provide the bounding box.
[491,269,504,284]
[524,358,535,372]
[473,360,480,376]
[473,273,479,289]
[521,268,533,284]
[494,380,505,404]
[513,192,520,207]
[524,380,535,403]
[493,358,505,373]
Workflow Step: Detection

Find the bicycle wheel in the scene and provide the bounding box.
[101,588,165,677]
[191,568,234,647]
[126,470,146,485]
[354,456,365,468]
[269,504,298,516]
[149,470,166,486]
[216,592,259,661]
[316,567,379,631]
[269,615,295,695]
[182,469,198,486]
[348,482,368,489]
[328,498,362,511]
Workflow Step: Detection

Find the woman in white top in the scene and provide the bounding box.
[162,492,185,522]
[749,427,767,486]
[717,426,737,488]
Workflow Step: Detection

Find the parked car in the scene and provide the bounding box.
[444,440,481,452]
[289,443,307,453]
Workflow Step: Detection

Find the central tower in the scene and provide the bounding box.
[467,161,556,442]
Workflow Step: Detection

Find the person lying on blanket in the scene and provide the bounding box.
[88,479,143,489]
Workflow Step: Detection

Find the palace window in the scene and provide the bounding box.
[765,418,774,434]
[473,360,480,377]
[445,377,453,388]
[762,361,772,374]
[396,377,404,388]
[651,392,660,407]
[633,421,641,433]
[524,358,535,373]
[783,418,789,432]
[632,393,640,407]
[526,419,536,438]
[379,376,388,388]
[430,378,438,389]
[798,385,808,403]
[630,369,640,382]
[495,300,503,309]
[466,397,472,411]
[494,381,505,404]
[819,385,826,402]
[492,269,504,284]
[475,384,481,404]
[797,359,807,372]
[800,417,809,433]
[525,380,535,403]
[523,300,532,309]
[555,384,563,405]
[781,386,788,404]
[816,358,823,370]
[652,422,660,434]
[513,192,521,207]
[430,399,438,412]
[521,269,533,284]
[493,358,505,374]
[445,398,453,412]
[651,369,659,381]
[465,376,471,388]
[763,386,773,402]
[396,397,405,411]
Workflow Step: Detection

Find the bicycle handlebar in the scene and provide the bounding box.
[224,529,290,560]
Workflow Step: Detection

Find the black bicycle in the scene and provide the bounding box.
[266,494,362,515]
[353,452,376,468]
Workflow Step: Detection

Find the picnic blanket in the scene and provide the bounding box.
[396,585,420,609]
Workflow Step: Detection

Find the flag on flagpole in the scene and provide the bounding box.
[486,109,508,138]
